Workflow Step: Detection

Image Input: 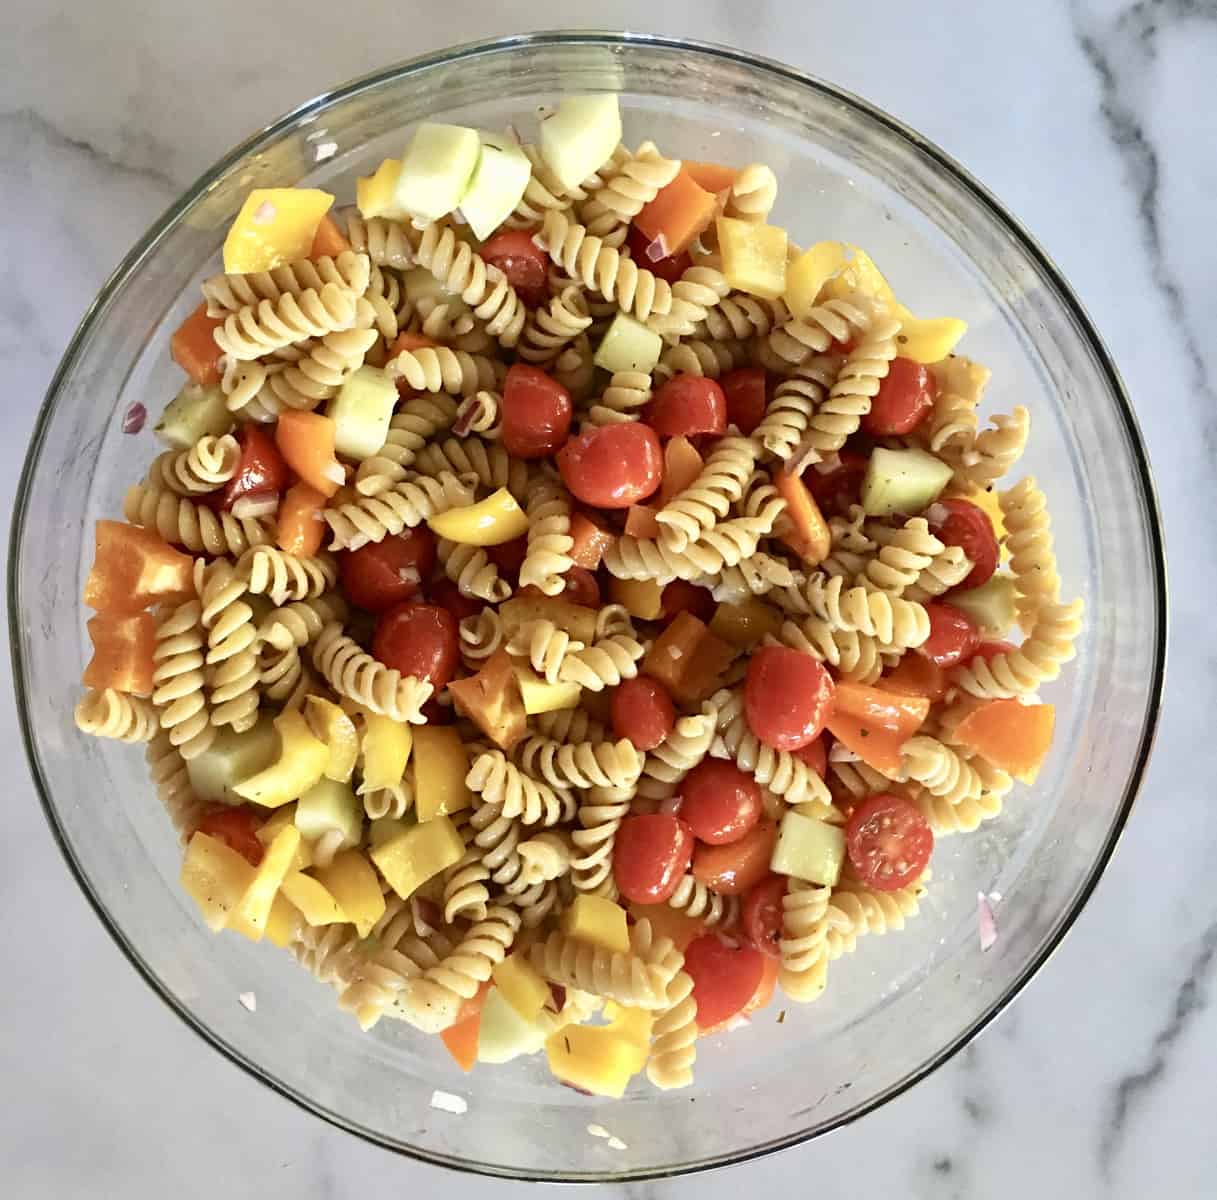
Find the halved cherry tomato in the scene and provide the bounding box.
[880,653,948,702]
[804,450,868,517]
[741,874,787,958]
[626,223,693,285]
[501,364,573,459]
[611,676,675,751]
[846,793,934,892]
[719,367,767,436]
[613,813,695,904]
[340,528,436,614]
[371,602,459,689]
[485,534,528,581]
[429,577,483,623]
[218,426,290,511]
[659,579,716,625]
[559,566,601,608]
[684,933,766,1030]
[698,952,779,1035]
[793,735,828,778]
[479,230,549,307]
[917,602,980,669]
[928,498,999,589]
[862,357,935,436]
[196,806,264,867]
[968,639,1018,665]
[691,819,777,895]
[745,645,835,751]
[679,759,763,846]
[645,376,727,439]
[557,423,663,509]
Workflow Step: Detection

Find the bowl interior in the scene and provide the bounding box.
[11,33,1164,1181]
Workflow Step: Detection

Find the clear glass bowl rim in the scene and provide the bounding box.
[9,29,1168,1183]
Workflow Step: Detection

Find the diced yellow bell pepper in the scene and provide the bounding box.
[513,665,582,715]
[544,1022,649,1099]
[222,188,335,274]
[229,824,302,943]
[312,850,386,938]
[359,712,413,792]
[356,158,405,220]
[785,242,852,319]
[709,597,783,649]
[279,871,348,926]
[180,833,256,932]
[369,815,464,901]
[717,216,788,300]
[499,595,598,644]
[264,893,306,948]
[560,895,630,955]
[493,953,551,1021]
[305,695,359,783]
[608,576,664,621]
[232,710,328,809]
[602,1002,655,1055]
[258,807,315,871]
[427,488,529,546]
[411,725,471,822]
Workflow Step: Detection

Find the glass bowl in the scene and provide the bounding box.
[10,31,1165,1182]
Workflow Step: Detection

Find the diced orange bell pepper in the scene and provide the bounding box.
[879,654,948,702]
[275,411,344,498]
[624,505,661,540]
[833,680,929,740]
[952,699,1056,784]
[657,436,704,505]
[825,712,906,776]
[387,331,437,356]
[448,648,528,752]
[82,611,158,696]
[277,482,328,556]
[568,512,617,570]
[642,612,736,705]
[440,980,490,1073]
[83,520,194,614]
[310,213,350,259]
[774,469,831,565]
[171,303,224,386]
[683,161,737,195]
[634,169,719,256]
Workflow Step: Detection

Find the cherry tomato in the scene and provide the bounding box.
[691,819,778,895]
[219,426,290,511]
[804,450,868,517]
[744,645,835,752]
[371,602,459,689]
[741,874,788,958]
[719,367,768,436]
[917,602,980,669]
[645,376,727,439]
[928,498,999,589]
[428,577,483,623]
[793,735,828,778]
[846,793,934,892]
[195,805,264,867]
[968,639,1018,664]
[557,422,663,509]
[613,813,695,904]
[485,534,528,581]
[340,528,436,614]
[683,933,766,1030]
[626,223,693,284]
[500,364,572,459]
[679,759,763,846]
[659,579,716,625]
[559,566,601,608]
[478,230,549,307]
[611,676,676,752]
[862,357,935,436]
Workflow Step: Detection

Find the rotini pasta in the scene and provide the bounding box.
[239,547,337,605]
[437,538,510,602]
[518,734,643,790]
[952,598,1085,699]
[1000,476,1062,631]
[311,622,432,722]
[150,600,214,759]
[518,284,592,364]
[466,750,575,826]
[519,478,574,595]
[646,969,697,1090]
[323,472,475,551]
[355,393,459,495]
[385,345,500,396]
[213,282,361,360]
[201,250,372,315]
[413,436,529,501]
[75,688,159,742]
[147,434,240,495]
[655,437,757,551]
[124,483,273,558]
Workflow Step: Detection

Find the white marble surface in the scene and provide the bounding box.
[1,0,1211,1195]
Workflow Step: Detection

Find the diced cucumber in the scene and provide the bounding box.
[460,133,532,240]
[295,778,363,850]
[948,572,1018,638]
[393,123,481,224]
[477,986,549,1064]
[594,313,663,374]
[327,366,397,459]
[155,381,233,449]
[540,95,622,192]
[185,717,279,804]
[402,267,470,313]
[771,810,846,886]
[861,447,954,517]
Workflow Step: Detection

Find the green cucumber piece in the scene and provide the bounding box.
[861,447,954,517]
[155,382,233,449]
[185,717,279,805]
[771,810,846,886]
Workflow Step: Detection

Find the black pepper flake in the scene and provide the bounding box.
[777,1010,786,1024]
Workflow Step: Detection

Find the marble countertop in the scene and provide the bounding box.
[2,0,1210,1196]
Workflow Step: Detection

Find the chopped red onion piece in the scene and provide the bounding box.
[926,502,949,526]
[644,233,670,263]
[122,402,147,435]
[451,207,468,226]
[323,462,347,486]
[398,566,421,585]
[658,795,684,817]
[231,493,280,519]
[977,892,998,952]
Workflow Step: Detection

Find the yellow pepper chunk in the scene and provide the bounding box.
[264,893,306,948]
[232,710,328,809]
[602,1002,656,1053]
[717,216,788,300]
[305,695,359,783]
[312,850,386,938]
[785,242,852,319]
[608,576,664,621]
[222,188,334,274]
[499,595,598,644]
[560,895,630,955]
[355,158,405,220]
[709,597,783,649]
[427,487,529,546]
[411,725,471,822]
[229,824,302,943]
[544,1022,650,1099]
[513,665,582,715]
[493,954,551,1021]
[180,833,256,932]
[359,712,413,792]
[279,871,348,926]
[369,815,465,901]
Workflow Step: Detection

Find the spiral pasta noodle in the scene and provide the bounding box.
[527,922,677,1010]
[517,831,574,885]
[343,211,417,269]
[912,757,1012,835]
[766,295,872,369]
[219,356,282,423]
[1000,476,1061,631]
[579,141,681,239]
[386,345,500,396]
[150,599,214,759]
[899,736,983,806]
[148,435,240,495]
[258,593,348,652]
[927,355,989,454]
[124,483,273,558]
[753,357,839,460]
[646,969,698,1090]
[519,478,575,595]
[145,731,206,841]
[458,609,504,667]
[361,779,413,822]
[570,783,631,898]
[453,390,502,440]
[311,622,433,723]
[697,293,789,343]
[239,547,337,605]
[652,338,748,384]
[831,871,928,942]
[323,471,475,551]
[196,558,261,732]
[355,393,459,495]
[75,688,159,742]
[724,163,778,223]
[700,554,797,602]
[803,574,930,648]
[666,875,737,926]
[254,327,380,412]
[773,619,889,684]
[518,284,592,364]
[551,334,596,401]
[585,371,652,426]
[212,282,361,360]
[635,706,716,803]
[778,881,842,1003]
[656,437,757,551]
[467,749,575,827]
[517,734,643,790]
[646,262,731,341]
[604,514,774,584]
[442,838,491,924]
[532,705,607,747]
[557,633,646,692]
[437,538,510,602]
[413,437,528,501]
[957,406,1030,490]
[862,517,944,595]
[952,598,1084,699]
[201,250,372,315]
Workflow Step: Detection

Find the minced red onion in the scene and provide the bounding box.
[397,566,421,586]
[231,493,280,519]
[658,795,684,817]
[323,461,347,486]
[977,892,998,952]
[828,743,862,763]
[122,402,147,434]
[926,502,949,526]
[451,207,468,226]
[644,233,670,263]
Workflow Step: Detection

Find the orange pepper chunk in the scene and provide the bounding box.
[568,512,616,570]
[83,520,194,614]
[624,505,662,540]
[879,654,948,702]
[310,213,350,259]
[833,680,929,740]
[825,711,906,776]
[952,699,1056,784]
[642,612,736,705]
[634,168,718,256]
[656,436,704,506]
[683,161,737,195]
[275,411,343,498]
[277,482,328,557]
[774,469,831,565]
[82,611,158,696]
[171,303,224,386]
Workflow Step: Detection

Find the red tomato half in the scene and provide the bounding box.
[479,230,549,307]
[804,450,868,517]
[917,602,980,669]
[719,367,768,436]
[745,645,835,751]
[793,735,828,778]
[928,498,999,589]
[196,806,264,867]
[340,528,436,614]
[501,364,573,459]
[741,874,787,958]
[485,534,528,581]
[219,426,290,511]
[862,357,935,436]
[428,577,483,623]
[846,793,934,892]
[679,759,763,846]
[372,602,459,689]
[611,676,675,751]
[557,423,663,509]
[613,813,695,904]
[659,579,716,625]
[559,566,601,608]
[684,934,766,1030]
[645,376,727,439]
[691,820,778,895]
[626,224,693,284]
